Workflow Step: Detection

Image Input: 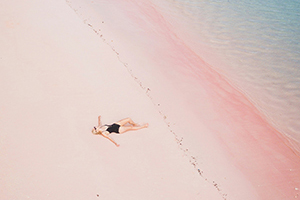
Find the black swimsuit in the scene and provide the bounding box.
[106,123,121,134]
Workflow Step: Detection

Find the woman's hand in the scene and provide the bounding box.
[115,144,120,147]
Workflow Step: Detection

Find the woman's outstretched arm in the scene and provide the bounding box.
[102,133,120,147]
[98,115,102,127]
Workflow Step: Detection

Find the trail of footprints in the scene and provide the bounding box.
[66,2,228,199]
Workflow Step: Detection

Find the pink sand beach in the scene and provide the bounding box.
[1,0,299,199]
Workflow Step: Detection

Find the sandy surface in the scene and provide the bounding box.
[1,0,299,199]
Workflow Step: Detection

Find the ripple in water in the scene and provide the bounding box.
[152,0,300,152]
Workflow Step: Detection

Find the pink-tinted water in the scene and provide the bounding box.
[124,2,300,198]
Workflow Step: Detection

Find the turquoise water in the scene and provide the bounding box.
[151,0,300,151]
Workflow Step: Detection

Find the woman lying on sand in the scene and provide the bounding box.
[92,116,148,147]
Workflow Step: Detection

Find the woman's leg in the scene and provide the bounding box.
[116,118,137,126]
[119,123,148,134]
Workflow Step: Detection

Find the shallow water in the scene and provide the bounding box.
[151,0,300,152]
